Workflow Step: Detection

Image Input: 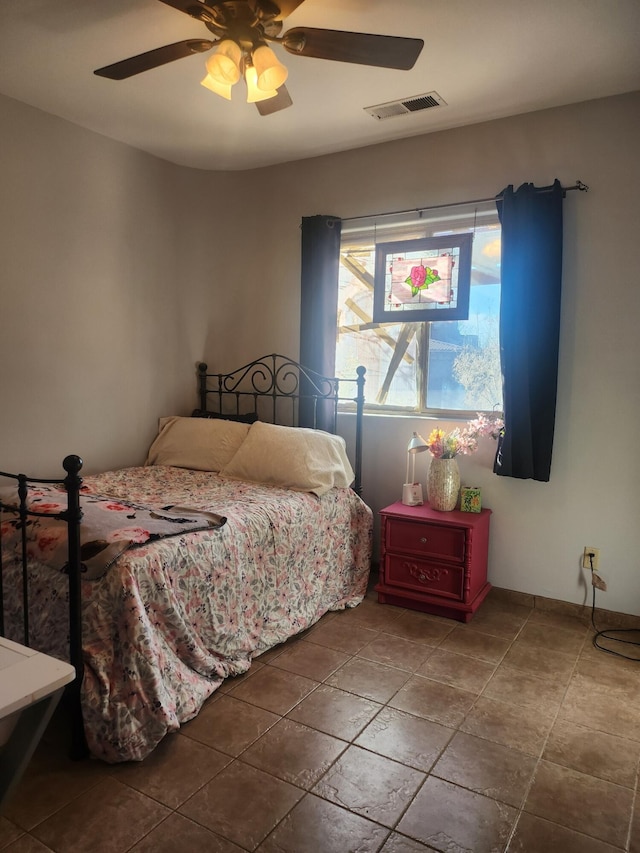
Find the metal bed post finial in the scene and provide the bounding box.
[354,365,366,497]
[197,363,208,412]
[17,474,30,647]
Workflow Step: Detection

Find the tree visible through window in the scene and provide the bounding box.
[336,203,503,416]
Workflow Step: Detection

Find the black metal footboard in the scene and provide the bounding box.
[0,455,87,759]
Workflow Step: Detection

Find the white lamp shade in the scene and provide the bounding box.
[205,40,242,85]
[408,432,428,454]
[245,64,278,103]
[405,431,428,486]
[252,44,288,91]
[200,73,232,100]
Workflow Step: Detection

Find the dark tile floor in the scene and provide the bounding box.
[2,583,640,852]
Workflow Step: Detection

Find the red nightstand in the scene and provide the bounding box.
[375,501,492,622]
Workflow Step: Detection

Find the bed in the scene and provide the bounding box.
[0,354,371,763]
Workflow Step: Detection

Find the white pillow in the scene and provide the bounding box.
[145,416,250,472]
[219,421,354,496]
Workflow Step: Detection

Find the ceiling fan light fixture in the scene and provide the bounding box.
[92,2,427,116]
[252,44,288,91]
[205,39,242,85]
[244,64,278,103]
[200,73,233,100]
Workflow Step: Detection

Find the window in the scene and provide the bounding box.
[336,202,503,416]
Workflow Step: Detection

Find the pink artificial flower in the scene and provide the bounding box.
[425,414,503,459]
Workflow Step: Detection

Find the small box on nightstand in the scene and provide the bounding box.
[460,486,482,513]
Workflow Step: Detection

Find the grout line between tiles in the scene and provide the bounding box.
[624,753,640,853]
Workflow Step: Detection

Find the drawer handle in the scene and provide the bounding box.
[407,563,449,585]
[420,537,428,543]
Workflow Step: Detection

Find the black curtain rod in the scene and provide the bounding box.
[341,180,589,223]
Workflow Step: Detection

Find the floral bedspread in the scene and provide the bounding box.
[0,484,226,580]
[1,466,373,763]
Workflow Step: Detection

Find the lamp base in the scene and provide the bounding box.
[402,483,424,506]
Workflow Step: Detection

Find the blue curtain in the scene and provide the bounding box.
[299,215,342,430]
[494,180,564,481]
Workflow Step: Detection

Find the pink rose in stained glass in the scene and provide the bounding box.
[410,265,427,289]
[391,254,453,304]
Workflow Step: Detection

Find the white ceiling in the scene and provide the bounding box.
[1,0,639,171]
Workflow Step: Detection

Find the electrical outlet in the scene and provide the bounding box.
[582,547,600,570]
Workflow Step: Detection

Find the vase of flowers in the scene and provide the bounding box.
[427,456,461,511]
[425,414,504,511]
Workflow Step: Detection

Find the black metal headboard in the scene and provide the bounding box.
[196,354,366,495]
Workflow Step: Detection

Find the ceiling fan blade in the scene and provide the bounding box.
[157,0,220,25]
[255,84,293,115]
[94,40,215,80]
[282,27,424,70]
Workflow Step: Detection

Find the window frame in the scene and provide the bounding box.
[336,202,503,420]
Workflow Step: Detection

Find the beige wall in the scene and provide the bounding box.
[1,89,638,614]
[205,91,640,616]
[0,93,237,474]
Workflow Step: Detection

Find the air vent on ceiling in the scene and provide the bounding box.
[364,91,446,121]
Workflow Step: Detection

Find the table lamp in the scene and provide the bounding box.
[402,431,428,505]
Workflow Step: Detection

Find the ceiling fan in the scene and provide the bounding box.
[94,0,424,115]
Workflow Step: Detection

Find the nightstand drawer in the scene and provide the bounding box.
[386,518,466,563]
[385,555,464,600]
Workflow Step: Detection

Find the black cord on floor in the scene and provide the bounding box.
[590,583,640,661]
